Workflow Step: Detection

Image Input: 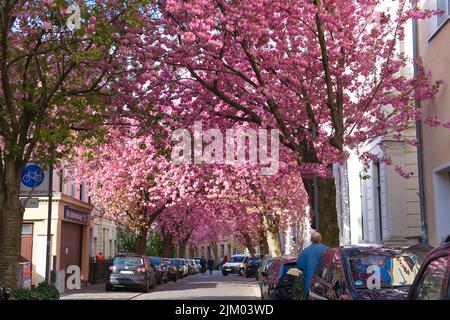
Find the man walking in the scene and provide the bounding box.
[208,257,214,275]
[297,232,328,297]
[200,256,207,275]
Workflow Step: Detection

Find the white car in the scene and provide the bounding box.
[222,254,250,276]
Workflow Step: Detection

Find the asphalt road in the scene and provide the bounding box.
[60,271,261,300]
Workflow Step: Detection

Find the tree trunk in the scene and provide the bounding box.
[210,242,218,262]
[303,175,339,247]
[266,227,282,257]
[178,240,187,258]
[261,216,282,256]
[135,227,148,255]
[258,228,270,255]
[242,232,256,257]
[0,159,25,288]
[161,234,173,258]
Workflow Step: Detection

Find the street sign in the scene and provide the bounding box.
[20,198,39,208]
[20,163,50,196]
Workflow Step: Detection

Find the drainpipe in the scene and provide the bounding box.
[412,0,428,245]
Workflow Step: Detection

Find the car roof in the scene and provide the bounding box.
[115,252,143,257]
[338,244,432,260]
[428,241,450,255]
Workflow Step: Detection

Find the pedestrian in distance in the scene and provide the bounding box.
[200,256,207,275]
[208,257,214,275]
[222,255,228,266]
[296,231,328,298]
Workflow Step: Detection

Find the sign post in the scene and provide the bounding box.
[45,164,53,284]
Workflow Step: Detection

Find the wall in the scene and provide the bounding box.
[419,0,450,246]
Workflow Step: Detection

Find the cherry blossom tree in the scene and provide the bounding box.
[141,0,440,246]
[0,0,152,287]
[72,124,200,254]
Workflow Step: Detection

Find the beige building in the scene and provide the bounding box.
[21,166,93,287]
[418,0,450,246]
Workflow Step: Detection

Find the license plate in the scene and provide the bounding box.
[225,268,231,271]
[120,270,133,274]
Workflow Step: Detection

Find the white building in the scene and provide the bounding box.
[90,207,118,260]
[335,129,422,246]
[334,0,423,246]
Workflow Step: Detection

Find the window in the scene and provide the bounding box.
[21,224,33,235]
[349,254,420,289]
[374,161,383,242]
[426,0,450,40]
[415,256,448,300]
[79,184,84,201]
[437,0,450,28]
[70,183,76,198]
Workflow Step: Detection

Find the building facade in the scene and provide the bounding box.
[418,0,450,246]
[334,0,424,246]
[20,163,118,288]
[20,165,92,287]
[90,207,118,260]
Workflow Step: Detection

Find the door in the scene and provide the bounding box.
[21,224,33,261]
[309,250,334,300]
[60,222,83,271]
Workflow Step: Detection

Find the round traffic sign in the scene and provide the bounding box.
[21,164,45,188]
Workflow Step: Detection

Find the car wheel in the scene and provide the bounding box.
[105,283,113,291]
[149,276,155,289]
[142,280,150,293]
[164,277,168,283]
[239,269,245,276]
[222,272,228,276]
[245,273,250,278]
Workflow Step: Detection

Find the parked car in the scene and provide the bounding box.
[148,256,168,284]
[258,256,278,282]
[106,253,157,292]
[245,257,262,278]
[188,259,199,274]
[260,258,297,300]
[222,254,250,276]
[172,258,187,278]
[181,259,189,276]
[308,245,432,300]
[408,242,450,300]
[163,258,179,282]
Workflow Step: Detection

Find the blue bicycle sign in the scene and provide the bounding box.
[21,164,45,188]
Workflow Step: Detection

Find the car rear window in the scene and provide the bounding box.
[229,256,246,263]
[173,259,182,266]
[349,254,420,289]
[113,256,144,268]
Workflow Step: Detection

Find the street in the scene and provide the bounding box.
[60,271,261,300]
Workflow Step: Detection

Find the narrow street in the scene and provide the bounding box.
[60,271,261,300]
